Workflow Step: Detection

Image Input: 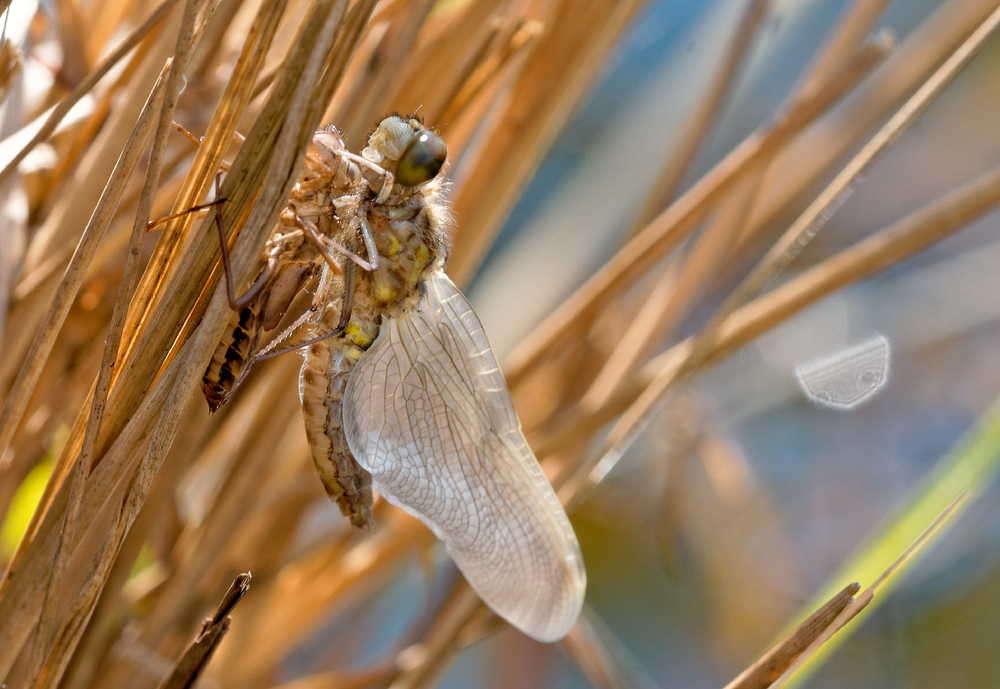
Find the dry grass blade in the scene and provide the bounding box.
[580,163,768,414]
[630,0,770,233]
[46,341,194,689]
[24,0,207,682]
[696,161,1000,367]
[1,15,182,395]
[547,157,1000,502]
[336,0,436,144]
[0,59,171,482]
[270,663,397,689]
[382,0,502,122]
[0,334,178,680]
[716,2,1000,328]
[503,36,880,388]
[797,0,894,91]
[38,282,240,688]
[447,0,648,285]
[744,0,998,239]
[156,573,250,689]
[56,408,210,689]
[579,0,898,415]
[436,19,542,131]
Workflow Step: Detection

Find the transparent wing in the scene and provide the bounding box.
[343,271,586,642]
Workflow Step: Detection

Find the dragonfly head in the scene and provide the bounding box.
[396,129,447,187]
[363,116,447,188]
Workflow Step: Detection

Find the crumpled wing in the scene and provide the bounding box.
[343,271,585,642]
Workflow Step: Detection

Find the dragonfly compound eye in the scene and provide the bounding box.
[395,130,447,187]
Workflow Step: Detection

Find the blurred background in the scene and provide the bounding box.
[2,0,1000,687]
[467,0,1000,686]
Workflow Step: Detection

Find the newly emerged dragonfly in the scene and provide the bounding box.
[203,116,586,642]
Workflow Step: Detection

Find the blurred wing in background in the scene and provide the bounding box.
[343,271,586,642]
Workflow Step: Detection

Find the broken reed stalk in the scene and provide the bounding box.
[156,573,250,689]
[722,584,863,689]
[767,493,969,689]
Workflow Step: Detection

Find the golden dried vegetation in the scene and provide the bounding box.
[2,0,1000,688]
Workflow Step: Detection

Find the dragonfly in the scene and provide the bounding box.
[203,115,586,643]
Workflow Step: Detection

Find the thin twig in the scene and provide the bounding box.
[157,573,251,689]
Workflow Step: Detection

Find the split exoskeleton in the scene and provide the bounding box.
[201,127,359,412]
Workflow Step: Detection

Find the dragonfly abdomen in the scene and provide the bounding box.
[203,300,266,412]
[300,313,379,528]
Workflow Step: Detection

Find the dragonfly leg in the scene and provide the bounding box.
[319,210,379,272]
[304,149,333,178]
[357,206,379,270]
[147,168,228,232]
[298,217,344,276]
[209,174,280,311]
[335,149,394,201]
[337,150,393,183]
[337,258,357,331]
[253,261,355,362]
[146,197,226,232]
[323,237,377,271]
